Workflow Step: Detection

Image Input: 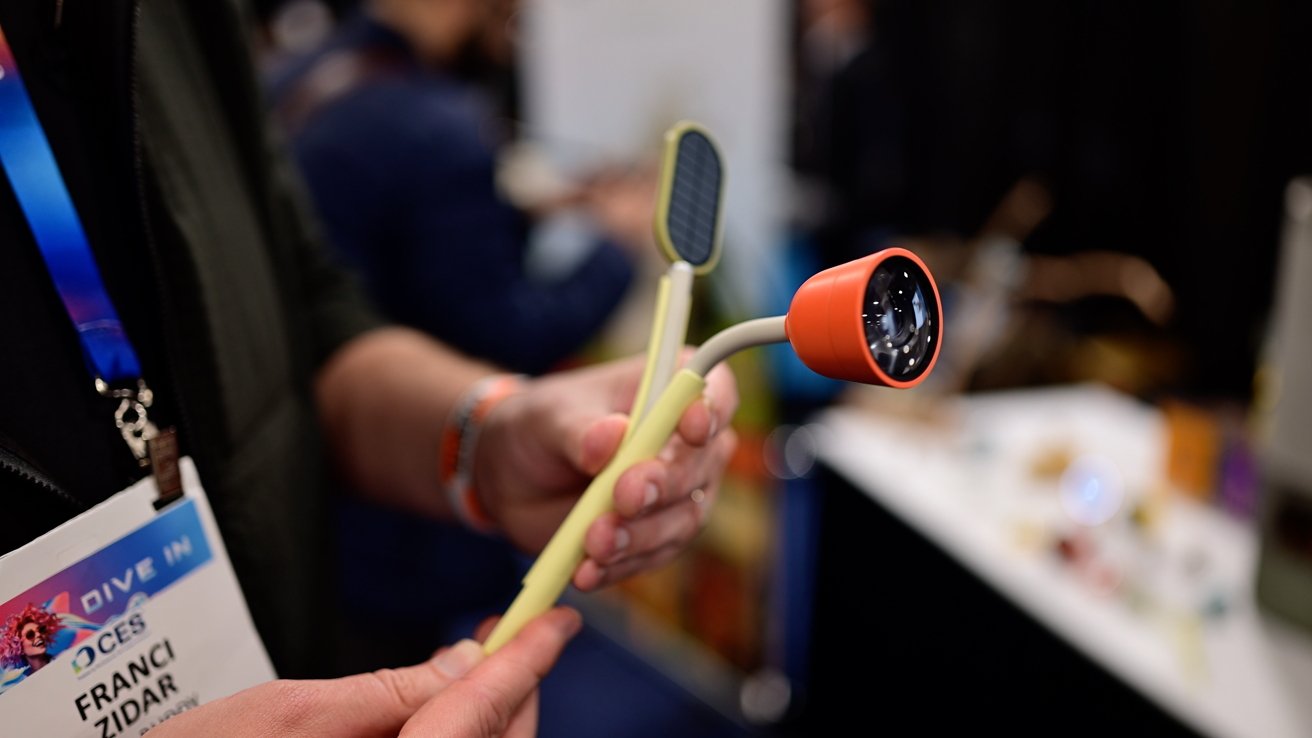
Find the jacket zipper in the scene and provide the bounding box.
[0,446,85,512]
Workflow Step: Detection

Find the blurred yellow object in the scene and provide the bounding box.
[1130,482,1172,536]
[1029,444,1073,481]
[1173,613,1208,683]
[1010,520,1050,553]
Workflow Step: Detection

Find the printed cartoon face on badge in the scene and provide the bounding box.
[1,603,61,674]
[20,623,47,657]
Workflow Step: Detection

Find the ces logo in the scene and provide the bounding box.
[71,612,147,676]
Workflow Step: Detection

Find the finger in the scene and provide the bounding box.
[610,459,666,517]
[357,639,486,714]
[598,544,687,587]
[474,615,501,643]
[556,354,651,475]
[505,689,541,738]
[522,382,629,480]
[577,413,629,475]
[585,488,715,567]
[583,511,630,562]
[704,362,740,418]
[662,429,736,506]
[611,428,735,520]
[675,363,739,447]
[573,557,606,591]
[574,541,690,591]
[575,485,718,591]
[400,607,581,738]
[228,636,488,737]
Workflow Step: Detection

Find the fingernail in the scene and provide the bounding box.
[703,396,718,438]
[434,639,484,678]
[642,482,659,512]
[559,609,584,638]
[613,526,631,553]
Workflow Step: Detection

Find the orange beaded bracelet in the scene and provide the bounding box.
[438,373,526,532]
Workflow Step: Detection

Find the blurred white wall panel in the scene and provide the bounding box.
[520,0,789,313]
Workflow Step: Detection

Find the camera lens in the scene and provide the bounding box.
[863,254,939,381]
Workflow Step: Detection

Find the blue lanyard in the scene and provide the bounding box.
[0,22,171,473]
[0,23,143,386]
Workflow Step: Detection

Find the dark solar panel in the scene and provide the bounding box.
[665,130,722,267]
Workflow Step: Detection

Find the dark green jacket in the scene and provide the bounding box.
[135,0,383,676]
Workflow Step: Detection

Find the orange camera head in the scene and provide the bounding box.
[785,247,942,388]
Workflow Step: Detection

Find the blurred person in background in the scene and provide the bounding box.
[261,0,662,674]
[268,0,650,376]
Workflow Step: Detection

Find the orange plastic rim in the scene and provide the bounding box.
[784,247,942,388]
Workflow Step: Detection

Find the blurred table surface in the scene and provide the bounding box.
[813,383,1312,738]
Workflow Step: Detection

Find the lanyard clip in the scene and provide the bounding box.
[96,378,159,466]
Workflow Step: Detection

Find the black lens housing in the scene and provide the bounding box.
[862,255,939,382]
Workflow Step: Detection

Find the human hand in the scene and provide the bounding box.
[146,607,581,738]
[579,163,659,255]
[474,353,738,590]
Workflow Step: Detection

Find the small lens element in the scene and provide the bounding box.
[863,255,938,381]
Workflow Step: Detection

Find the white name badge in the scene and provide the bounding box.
[0,458,276,736]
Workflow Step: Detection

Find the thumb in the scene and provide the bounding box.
[292,638,488,735]
[577,414,629,475]
[474,614,501,642]
[399,607,582,738]
[152,637,491,737]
